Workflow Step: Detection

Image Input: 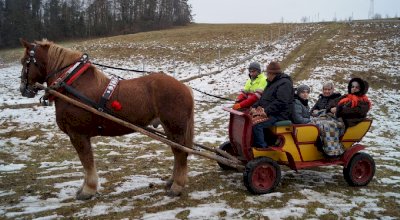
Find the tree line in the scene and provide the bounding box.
[0,0,192,48]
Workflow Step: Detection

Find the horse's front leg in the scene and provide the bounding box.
[69,132,98,200]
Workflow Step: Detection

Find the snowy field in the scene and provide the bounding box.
[0,22,399,219]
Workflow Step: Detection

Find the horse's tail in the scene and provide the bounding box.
[184,86,195,149]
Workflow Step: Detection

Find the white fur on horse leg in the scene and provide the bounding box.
[150,118,161,128]
[167,147,188,195]
[167,165,188,196]
[76,169,98,200]
[166,155,178,190]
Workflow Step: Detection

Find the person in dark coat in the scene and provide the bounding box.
[311,82,341,116]
[313,77,371,157]
[251,61,294,148]
[292,84,311,124]
[327,78,371,128]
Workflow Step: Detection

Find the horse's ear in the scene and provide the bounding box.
[19,38,31,48]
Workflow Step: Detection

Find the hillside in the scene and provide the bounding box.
[0,21,399,219]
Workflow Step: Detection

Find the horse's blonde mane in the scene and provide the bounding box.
[36,39,82,71]
[36,39,108,86]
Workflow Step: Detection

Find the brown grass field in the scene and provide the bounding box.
[0,20,399,219]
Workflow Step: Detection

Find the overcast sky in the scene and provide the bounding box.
[188,0,400,23]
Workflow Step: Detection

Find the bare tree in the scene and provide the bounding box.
[0,0,193,48]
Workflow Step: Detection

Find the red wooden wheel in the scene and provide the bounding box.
[217,141,239,171]
[343,153,375,186]
[243,157,281,194]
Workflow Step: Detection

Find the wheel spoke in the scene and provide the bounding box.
[245,157,281,194]
[253,165,275,189]
[352,160,370,181]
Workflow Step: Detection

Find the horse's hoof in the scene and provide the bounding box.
[167,182,183,197]
[165,179,173,190]
[76,188,95,200]
[166,189,182,197]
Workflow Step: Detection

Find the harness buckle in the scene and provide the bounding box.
[81,54,89,63]
[40,95,53,106]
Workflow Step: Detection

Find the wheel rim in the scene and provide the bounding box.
[351,159,372,183]
[252,164,276,190]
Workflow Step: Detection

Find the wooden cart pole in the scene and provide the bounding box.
[36,83,245,171]
[145,126,242,164]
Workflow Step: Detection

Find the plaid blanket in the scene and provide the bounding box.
[312,113,345,157]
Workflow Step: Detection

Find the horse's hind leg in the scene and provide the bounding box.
[167,147,188,196]
[69,132,98,200]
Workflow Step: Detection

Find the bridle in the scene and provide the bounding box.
[20,44,44,97]
[20,43,84,99]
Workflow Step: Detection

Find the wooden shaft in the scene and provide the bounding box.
[145,126,242,164]
[194,143,242,164]
[35,83,245,171]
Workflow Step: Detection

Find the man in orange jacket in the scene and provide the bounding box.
[233,62,267,110]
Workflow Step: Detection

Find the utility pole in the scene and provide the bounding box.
[369,0,374,19]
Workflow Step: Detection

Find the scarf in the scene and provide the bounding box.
[338,94,371,109]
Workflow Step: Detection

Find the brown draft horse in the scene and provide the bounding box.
[19,39,194,200]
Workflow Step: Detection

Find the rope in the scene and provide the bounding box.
[92,62,149,73]
[92,61,234,102]
[194,99,232,104]
[191,87,235,102]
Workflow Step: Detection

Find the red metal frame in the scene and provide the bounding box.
[225,107,253,161]
[342,144,366,167]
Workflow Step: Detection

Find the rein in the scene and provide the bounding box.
[93,61,234,103]
[92,62,148,73]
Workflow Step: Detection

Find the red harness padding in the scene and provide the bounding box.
[47,62,91,101]
[65,62,91,86]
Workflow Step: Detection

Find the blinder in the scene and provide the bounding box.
[20,44,41,98]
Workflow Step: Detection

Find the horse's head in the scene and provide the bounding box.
[19,38,50,98]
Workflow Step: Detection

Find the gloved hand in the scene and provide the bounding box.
[235,93,247,103]
[232,103,241,110]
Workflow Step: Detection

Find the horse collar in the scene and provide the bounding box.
[46,54,91,101]
[49,54,91,89]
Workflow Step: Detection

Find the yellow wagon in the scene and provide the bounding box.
[220,107,375,194]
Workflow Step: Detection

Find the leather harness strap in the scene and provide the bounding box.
[98,76,119,112]
[49,54,90,90]
[45,54,120,113]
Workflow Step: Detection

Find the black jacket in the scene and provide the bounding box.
[311,92,341,112]
[253,73,294,121]
[327,78,371,127]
